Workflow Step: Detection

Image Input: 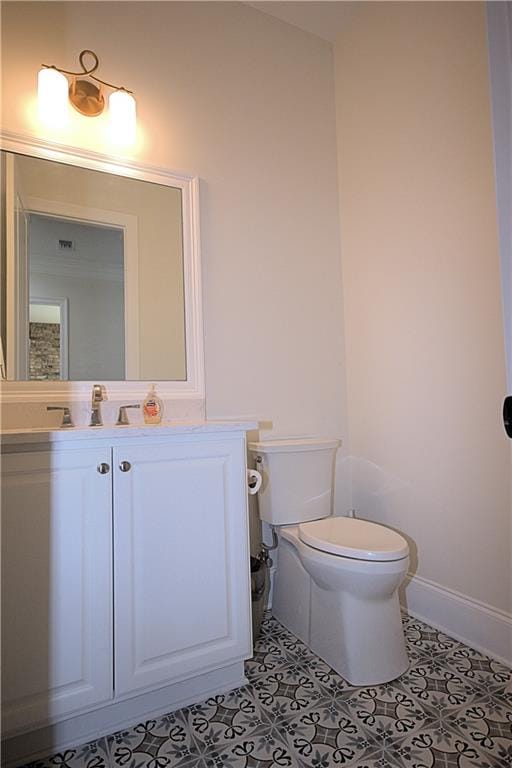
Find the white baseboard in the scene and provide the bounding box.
[400,573,512,667]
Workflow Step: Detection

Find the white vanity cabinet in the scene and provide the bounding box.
[113,437,251,695]
[1,425,253,758]
[1,447,113,733]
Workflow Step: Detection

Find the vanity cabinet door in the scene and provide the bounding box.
[113,437,252,696]
[1,448,113,735]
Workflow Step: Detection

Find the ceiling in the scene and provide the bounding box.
[247,2,357,43]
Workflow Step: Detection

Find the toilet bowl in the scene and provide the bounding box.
[249,438,409,686]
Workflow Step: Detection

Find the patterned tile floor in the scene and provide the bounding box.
[23,613,512,768]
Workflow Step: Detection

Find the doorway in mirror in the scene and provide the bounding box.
[28,214,125,381]
[29,298,68,380]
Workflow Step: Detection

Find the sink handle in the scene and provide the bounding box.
[116,404,141,426]
[47,406,74,428]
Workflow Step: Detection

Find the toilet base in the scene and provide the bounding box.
[273,530,409,686]
[308,581,408,685]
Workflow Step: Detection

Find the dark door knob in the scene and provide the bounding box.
[503,396,512,438]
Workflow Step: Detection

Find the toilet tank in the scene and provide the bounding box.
[248,438,340,525]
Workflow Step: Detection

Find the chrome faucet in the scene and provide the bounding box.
[89,384,105,427]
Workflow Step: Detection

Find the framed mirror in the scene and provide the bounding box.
[0,131,204,403]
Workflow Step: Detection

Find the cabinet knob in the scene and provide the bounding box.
[97,462,110,475]
[119,461,132,472]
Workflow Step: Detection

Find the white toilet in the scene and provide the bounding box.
[249,437,409,686]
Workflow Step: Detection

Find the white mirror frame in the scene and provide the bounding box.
[0,130,204,405]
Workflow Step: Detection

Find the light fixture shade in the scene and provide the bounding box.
[37,67,69,128]
[108,89,136,145]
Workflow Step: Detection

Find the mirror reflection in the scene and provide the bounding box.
[1,151,186,381]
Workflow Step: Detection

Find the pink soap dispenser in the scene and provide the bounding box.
[142,384,163,425]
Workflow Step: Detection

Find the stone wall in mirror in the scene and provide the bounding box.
[0,132,204,426]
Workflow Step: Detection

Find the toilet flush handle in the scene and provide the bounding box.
[247,468,262,495]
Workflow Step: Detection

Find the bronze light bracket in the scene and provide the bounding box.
[41,50,133,117]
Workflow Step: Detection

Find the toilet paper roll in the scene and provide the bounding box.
[247,468,262,495]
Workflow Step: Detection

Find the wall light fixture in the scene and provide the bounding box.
[38,50,136,144]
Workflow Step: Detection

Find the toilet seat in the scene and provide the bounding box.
[298,517,408,562]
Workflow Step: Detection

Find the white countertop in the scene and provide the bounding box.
[0,420,258,446]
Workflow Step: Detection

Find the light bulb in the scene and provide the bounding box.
[108,89,136,145]
[37,67,69,129]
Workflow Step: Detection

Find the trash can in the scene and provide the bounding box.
[250,555,266,643]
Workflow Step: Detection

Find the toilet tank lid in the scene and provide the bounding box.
[248,437,341,454]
